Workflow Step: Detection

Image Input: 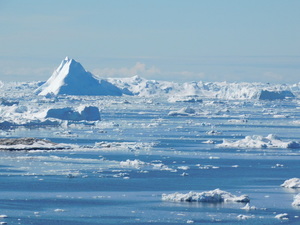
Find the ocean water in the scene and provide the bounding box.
[0,97,299,224]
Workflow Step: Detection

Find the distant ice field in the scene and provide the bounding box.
[0,81,300,224]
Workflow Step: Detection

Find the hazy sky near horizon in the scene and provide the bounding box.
[0,0,299,83]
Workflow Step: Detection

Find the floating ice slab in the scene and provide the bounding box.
[0,137,72,150]
[162,189,250,203]
[218,134,300,149]
[281,178,300,188]
[275,213,289,220]
[168,107,196,116]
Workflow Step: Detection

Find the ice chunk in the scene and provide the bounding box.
[259,90,295,100]
[168,107,196,116]
[120,159,147,169]
[241,203,257,210]
[281,178,300,188]
[162,189,249,203]
[292,194,300,207]
[275,213,289,220]
[0,137,72,150]
[46,106,100,121]
[168,95,203,103]
[218,134,300,149]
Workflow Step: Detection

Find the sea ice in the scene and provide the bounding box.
[281,178,300,188]
[218,134,300,149]
[237,214,255,220]
[162,189,250,203]
[46,106,100,121]
[241,203,257,210]
[259,90,294,100]
[275,213,289,220]
[168,107,196,116]
[120,159,147,169]
[168,95,203,103]
[292,194,300,207]
[0,137,73,150]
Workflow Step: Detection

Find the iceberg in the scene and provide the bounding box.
[162,189,250,203]
[217,134,300,149]
[259,90,295,100]
[46,106,101,121]
[108,76,296,100]
[281,178,300,188]
[35,57,123,96]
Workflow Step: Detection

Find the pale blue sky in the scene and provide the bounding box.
[0,0,299,83]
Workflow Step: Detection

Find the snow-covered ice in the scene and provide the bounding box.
[0,137,73,150]
[292,194,300,207]
[281,178,300,188]
[275,213,289,220]
[35,57,124,96]
[168,107,196,116]
[218,134,300,149]
[162,189,250,203]
[46,106,101,121]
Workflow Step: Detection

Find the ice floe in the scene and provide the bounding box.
[275,213,289,220]
[218,134,300,149]
[281,178,300,188]
[168,107,196,116]
[292,194,300,207]
[162,189,250,203]
[237,214,255,220]
[120,159,147,169]
[0,137,73,150]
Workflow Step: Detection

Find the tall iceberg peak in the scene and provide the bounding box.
[35,57,123,96]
